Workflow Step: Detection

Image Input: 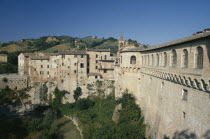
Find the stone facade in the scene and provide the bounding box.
[0,74,28,90]
[115,30,210,138]
[0,54,7,63]
[18,50,117,94]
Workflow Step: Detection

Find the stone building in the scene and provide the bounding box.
[115,30,210,138]
[0,74,28,90]
[18,49,116,93]
[0,54,8,63]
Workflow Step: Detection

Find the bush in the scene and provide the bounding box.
[2,77,8,83]
[75,99,95,110]
[73,87,82,101]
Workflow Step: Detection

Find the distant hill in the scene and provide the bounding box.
[0,36,146,53]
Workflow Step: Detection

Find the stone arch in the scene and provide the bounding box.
[163,52,167,67]
[194,46,203,69]
[170,49,177,67]
[182,49,188,68]
[156,53,159,66]
[130,55,136,64]
[201,79,207,91]
[151,54,154,66]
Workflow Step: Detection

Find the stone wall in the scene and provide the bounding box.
[115,32,210,138]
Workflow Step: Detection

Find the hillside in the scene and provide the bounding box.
[0,36,145,53]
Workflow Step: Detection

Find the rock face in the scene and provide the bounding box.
[45,36,58,42]
[112,103,122,124]
[85,80,115,98]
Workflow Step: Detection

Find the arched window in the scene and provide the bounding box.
[147,55,149,66]
[163,52,167,67]
[144,55,146,65]
[130,55,136,64]
[195,46,203,69]
[170,50,177,67]
[182,49,188,68]
[151,54,154,66]
[142,56,144,65]
[159,53,162,66]
[156,53,159,66]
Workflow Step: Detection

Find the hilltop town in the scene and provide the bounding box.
[0,29,210,138]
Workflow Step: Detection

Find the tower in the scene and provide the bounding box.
[118,34,125,51]
[118,34,125,62]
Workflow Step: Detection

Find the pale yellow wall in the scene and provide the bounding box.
[0,55,7,62]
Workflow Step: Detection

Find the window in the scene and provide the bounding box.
[170,50,177,67]
[161,82,164,90]
[130,55,136,64]
[163,52,167,67]
[62,55,65,59]
[105,55,107,60]
[150,55,153,66]
[96,60,98,63]
[96,54,98,58]
[182,89,188,101]
[74,70,77,73]
[95,76,97,79]
[195,46,203,69]
[159,53,162,66]
[81,55,84,58]
[96,66,98,69]
[142,56,144,65]
[182,49,188,68]
[183,112,186,119]
[80,63,84,68]
[62,63,64,66]
[104,70,107,73]
[47,71,49,75]
[41,65,43,68]
[47,65,49,68]
[74,63,77,66]
[34,68,36,71]
[156,53,159,66]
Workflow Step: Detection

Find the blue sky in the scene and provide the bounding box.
[0,0,210,45]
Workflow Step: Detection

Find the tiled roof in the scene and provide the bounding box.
[86,48,110,52]
[22,53,37,57]
[142,31,210,52]
[120,31,210,52]
[30,56,50,60]
[59,50,87,55]
[0,54,7,56]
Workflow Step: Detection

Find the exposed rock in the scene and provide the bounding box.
[45,36,58,42]
[112,103,122,124]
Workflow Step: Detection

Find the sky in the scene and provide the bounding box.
[0,0,210,46]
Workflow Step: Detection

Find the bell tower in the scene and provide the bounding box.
[118,34,125,51]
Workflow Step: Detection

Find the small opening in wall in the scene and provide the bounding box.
[183,112,186,119]
[182,89,188,101]
[161,82,164,90]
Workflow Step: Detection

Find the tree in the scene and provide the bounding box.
[2,77,8,82]
[73,87,82,101]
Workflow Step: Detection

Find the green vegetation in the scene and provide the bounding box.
[0,87,146,139]
[0,108,58,139]
[0,87,30,106]
[73,87,82,101]
[58,89,146,139]
[0,35,147,54]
